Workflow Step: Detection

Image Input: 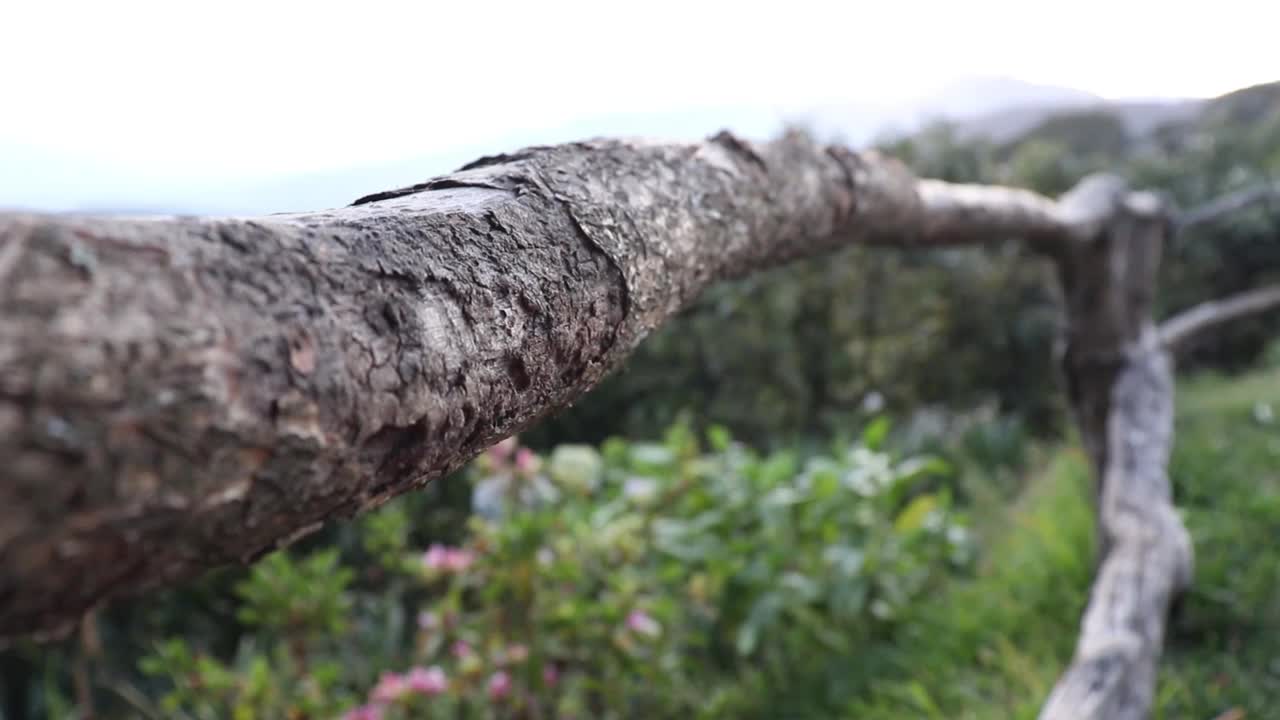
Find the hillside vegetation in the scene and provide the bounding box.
[846,365,1280,719]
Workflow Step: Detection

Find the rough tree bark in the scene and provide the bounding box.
[0,133,1064,643]
[0,128,1273,719]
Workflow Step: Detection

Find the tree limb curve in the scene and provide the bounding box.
[0,131,1075,643]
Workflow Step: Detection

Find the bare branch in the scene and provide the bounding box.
[0,130,1079,640]
[832,149,1071,248]
[1177,181,1280,232]
[1160,284,1280,350]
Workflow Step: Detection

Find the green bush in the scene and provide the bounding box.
[120,424,971,720]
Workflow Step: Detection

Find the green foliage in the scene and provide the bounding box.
[59,426,970,720]
[1006,110,1129,159]
[234,550,354,634]
[1155,369,1280,716]
[842,450,1096,719]
[838,367,1280,719]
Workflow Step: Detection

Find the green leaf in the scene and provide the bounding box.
[706,424,733,452]
[629,443,675,472]
[780,572,820,603]
[861,416,892,450]
[735,593,782,656]
[895,455,951,482]
[757,452,798,487]
[895,493,940,534]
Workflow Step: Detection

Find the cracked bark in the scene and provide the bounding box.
[0,131,1051,641]
[0,127,1266,720]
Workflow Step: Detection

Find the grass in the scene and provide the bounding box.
[842,366,1280,718]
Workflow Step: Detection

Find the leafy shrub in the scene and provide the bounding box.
[129,424,972,719]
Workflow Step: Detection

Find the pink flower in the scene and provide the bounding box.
[487,670,512,701]
[406,665,448,695]
[514,448,541,476]
[369,671,408,704]
[422,544,450,571]
[451,639,473,659]
[444,548,475,572]
[488,437,518,464]
[344,704,384,720]
[626,610,661,638]
[542,664,559,688]
[423,545,475,573]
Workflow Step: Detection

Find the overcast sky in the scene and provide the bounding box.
[2,0,1277,209]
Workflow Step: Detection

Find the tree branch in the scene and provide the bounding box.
[1159,284,1280,350]
[0,131,1070,641]
[1177,181,1280,231]
[1042,181,1190,720]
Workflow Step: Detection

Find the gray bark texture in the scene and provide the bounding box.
[0,128,1268,719]
[0,131,1047,642]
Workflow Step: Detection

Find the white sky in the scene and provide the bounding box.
[2,0,1278,187]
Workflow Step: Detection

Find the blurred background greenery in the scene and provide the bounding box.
[2,82,1279,720]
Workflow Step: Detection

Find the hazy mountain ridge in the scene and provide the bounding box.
[953,98,1204,146]
[3,77,1275,216]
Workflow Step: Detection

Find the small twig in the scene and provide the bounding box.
[1178,182,1280,232]
[1160,285,1280,351]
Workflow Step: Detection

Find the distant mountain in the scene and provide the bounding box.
[953,98,1203,146]
[908,75,1102,125]
[2,76,1265,216]
[965,81,1279,161]
[793,76,1101,144]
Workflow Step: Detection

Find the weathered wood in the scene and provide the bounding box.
[1040,178,1192,720]
[0,131,1083,641]
[1160,284,1280,351]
